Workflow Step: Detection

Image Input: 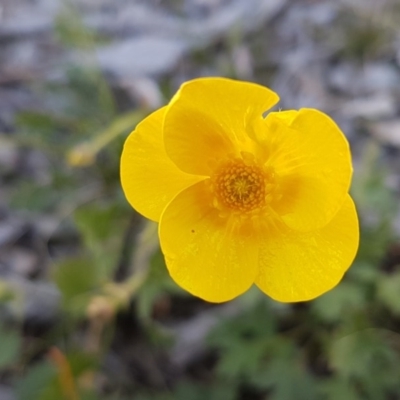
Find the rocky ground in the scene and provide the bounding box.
[1,0,400,399]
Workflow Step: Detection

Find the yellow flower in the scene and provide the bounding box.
[120,77,359,303]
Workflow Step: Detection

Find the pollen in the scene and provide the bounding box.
[214,160,266,212]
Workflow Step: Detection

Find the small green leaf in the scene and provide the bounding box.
[73,203,128,279]
[251,354,317,400]
[311,282,365,323]
[16,361,57,400]
[0,325,20,368]
[174,381,236,400]
[377,272,400,315]
[318,378,360,400]
[330,329,398,379]
[54,257,99,302]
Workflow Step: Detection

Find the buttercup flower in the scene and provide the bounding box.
[120,77,359,303]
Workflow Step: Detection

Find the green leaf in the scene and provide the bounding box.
[208,301,276,379]
[174,381,236,400]
[318,378,360,400]
[73,203,128,279]
[216,339,269,379]
[54,257,100,303]
[376,272,400,315]
[346,261,380,284]
[0,325,20,368]
[270,364,317,400]
[16,361,57,400]
[74,203,125,243]
[0,280,14,303]
[251,352,318,400]
[16,111,57,132]
[67,351,98,376]
[311,282,366,323]
[330,328,398,380]
[208,301,276,349]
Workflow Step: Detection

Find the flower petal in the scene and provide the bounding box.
[120,107,204,222]
[255,195,359,302]
[159,180,259,302]
[262,108,353,231]
[164,77,279,176]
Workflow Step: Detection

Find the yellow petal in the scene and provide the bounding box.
[262,108,353,231]
[159,180,259,302]
[255,195,359,302]
[164,77,279,176]
[120,107,204,222]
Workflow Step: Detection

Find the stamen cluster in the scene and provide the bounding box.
[214,160,266,212]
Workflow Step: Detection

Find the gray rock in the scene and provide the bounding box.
[0,219,25,248]
[340,93,397,120]
[0,0,59,38]
[95,36,190,77]
[5,277,60,323]
[329,62,400,96]
[0,138,18,176]
[187,0,287,42]
[369,119,400,147]
[4,248,40,278]
[0,385,15,400]
[94,0,286,78]
[118,77,163,109]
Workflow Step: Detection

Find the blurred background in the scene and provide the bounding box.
[1,0,400,399]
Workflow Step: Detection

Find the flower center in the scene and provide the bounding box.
[213,160,266,212]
